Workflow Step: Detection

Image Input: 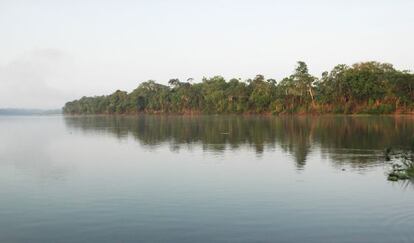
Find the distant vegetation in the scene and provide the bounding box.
[63,61,414,115]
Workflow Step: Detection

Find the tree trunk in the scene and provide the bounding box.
[308,87,315,107]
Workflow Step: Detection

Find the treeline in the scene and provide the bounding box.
[63,61,414,115]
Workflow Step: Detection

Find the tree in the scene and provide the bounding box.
[63,61,414,115]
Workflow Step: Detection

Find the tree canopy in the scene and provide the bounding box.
[63,61,414,115]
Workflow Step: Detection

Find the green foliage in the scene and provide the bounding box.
[63,61,414,115]
[363,104,395,114]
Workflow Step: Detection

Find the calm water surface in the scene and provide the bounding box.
[1,115,414,243]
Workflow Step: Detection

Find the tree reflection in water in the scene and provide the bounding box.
[64,115,414,170]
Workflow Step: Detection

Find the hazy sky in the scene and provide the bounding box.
[1,0,413,109]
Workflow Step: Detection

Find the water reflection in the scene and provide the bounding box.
[0,116,75,182]
[2,115,414,243]
[64,115,414,169]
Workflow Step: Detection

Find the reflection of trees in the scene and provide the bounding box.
[315,116,414,170]
[64,115,414,169]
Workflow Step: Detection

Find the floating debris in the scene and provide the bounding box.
[386,149,414,182]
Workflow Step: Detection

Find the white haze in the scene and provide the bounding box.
[0,0,413,109]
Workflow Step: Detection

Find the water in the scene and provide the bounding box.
[1,115,414,243]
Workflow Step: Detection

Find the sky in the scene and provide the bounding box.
[0,0,413,109]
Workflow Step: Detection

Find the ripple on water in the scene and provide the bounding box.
[381,202,414,243]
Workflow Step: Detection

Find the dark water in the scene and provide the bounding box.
[1,115,414,243]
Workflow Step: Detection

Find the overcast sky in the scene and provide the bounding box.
[1,0,413,109]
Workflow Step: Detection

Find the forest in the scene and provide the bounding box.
[63,61,414,115]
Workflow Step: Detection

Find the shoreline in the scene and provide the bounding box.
[62,112,414,117]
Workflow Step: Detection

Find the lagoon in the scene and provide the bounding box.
[1,115,414,242]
